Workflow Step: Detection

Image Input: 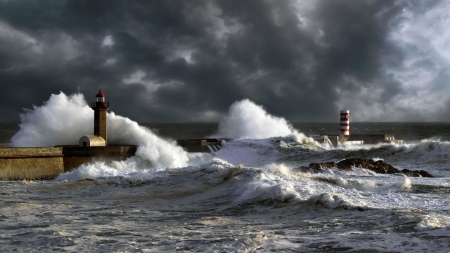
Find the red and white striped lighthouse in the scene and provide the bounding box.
[340,110,350,135]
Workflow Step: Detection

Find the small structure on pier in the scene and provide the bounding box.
[311,110,404,147]
[79,135,106,147]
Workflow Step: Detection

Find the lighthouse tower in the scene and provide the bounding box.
[91,90,110,144]
[340,110,350,135]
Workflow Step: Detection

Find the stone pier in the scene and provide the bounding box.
[0,145,137,180]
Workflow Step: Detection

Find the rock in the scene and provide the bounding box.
[401,169,433,178]
[296,162,337,173]
[294,158,434,177]
[297,166,311,173]
[337,158,398,174]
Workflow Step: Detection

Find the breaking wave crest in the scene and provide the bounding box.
[212,99,315,144]
[12,92,191,172]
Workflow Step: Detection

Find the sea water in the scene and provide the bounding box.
[0,93,449,252]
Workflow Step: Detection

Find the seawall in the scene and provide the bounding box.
[0,146,137,180]
[311,134,404,147]
[0,147,64,180]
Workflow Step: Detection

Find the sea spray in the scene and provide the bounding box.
[11,92,92,147]
[3,120,450,252]
[212,99,314,144]
[107,112,190,168]
[12,92,192,176]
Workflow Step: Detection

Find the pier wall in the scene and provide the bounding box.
[61,146,137,172]
[312,134,404,147]
[0,146,137,180]
[0,147,64,180]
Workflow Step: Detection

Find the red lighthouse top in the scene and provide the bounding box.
[92,89,109,108]
[96,90,105,97]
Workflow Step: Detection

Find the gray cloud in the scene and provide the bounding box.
[0,0,449,123]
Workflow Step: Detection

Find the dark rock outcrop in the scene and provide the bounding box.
[400,169,433,178]
[298,162,337,173]
[295,158,433,178]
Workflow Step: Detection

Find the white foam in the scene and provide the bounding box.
[11,92,92,147]
[56,158,153,182]
[415,213,450,231]
[214,138,280,166]
[212,99,314,144]
[12,92,194,180]
[233,177,300,203]
[306,193,352,209]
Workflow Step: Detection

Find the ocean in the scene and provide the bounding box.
[0,94,450,252]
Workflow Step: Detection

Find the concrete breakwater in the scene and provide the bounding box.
[0,138,223,180]
[0,146,137,180]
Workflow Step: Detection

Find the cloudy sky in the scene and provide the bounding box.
[0,0,449,122]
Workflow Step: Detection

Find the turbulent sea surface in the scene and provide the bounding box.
[1,94,450,252]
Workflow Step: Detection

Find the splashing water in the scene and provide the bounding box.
[3,94,450,252]
[11,92,190,172]
[10,93,319,180]
[212,99,313,143]
[11,93,92,147]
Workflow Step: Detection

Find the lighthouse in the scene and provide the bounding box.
[91,90,110,144]
[340,110,350,135]
[78,90,109,147]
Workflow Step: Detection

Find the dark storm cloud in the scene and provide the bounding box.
[210,0,406,121]
[0,0,448,122]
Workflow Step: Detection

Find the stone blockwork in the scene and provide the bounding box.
[0,147,63,157]
[0,147,64,180]
[0,146,137,180]
[61,145,137,172]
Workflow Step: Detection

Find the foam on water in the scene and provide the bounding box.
[9,93,450,212]
[416,213,450,231]
[12,92,195,179]
[3,94,450,251]
[231,164,300,204]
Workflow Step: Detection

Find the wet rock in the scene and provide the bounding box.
[294,158,433,177]
[337,158,397,174]
[401,169,433,178]
[296,166,311,173]
[297,162,337,173]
